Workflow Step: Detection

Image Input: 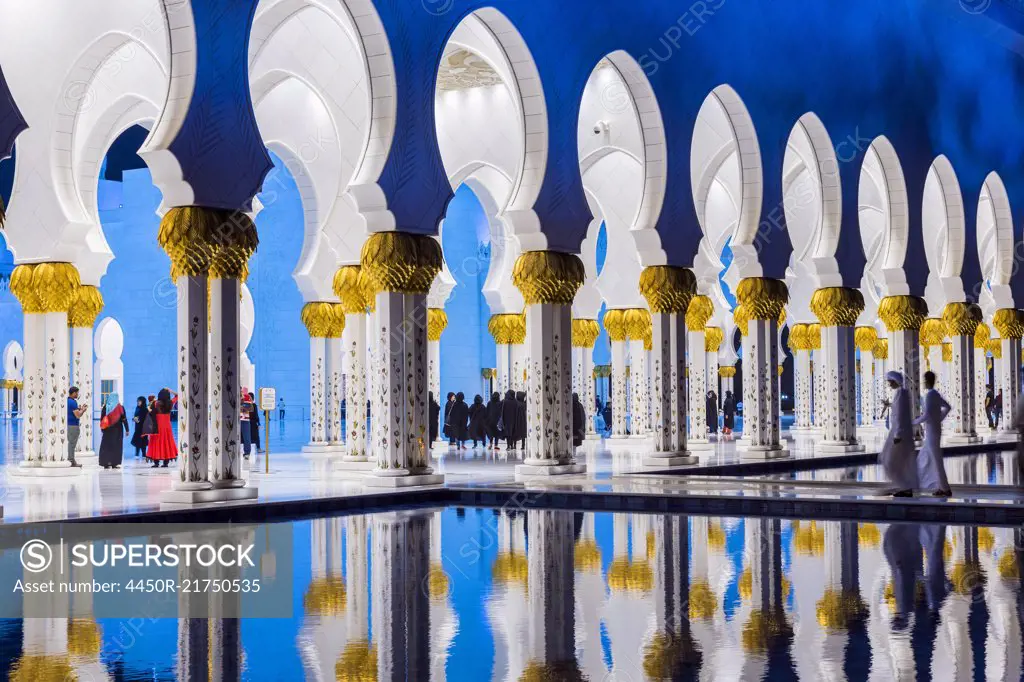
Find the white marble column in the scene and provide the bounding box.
[873,340,888,428]
[605,310,630,439]
[495,342,511,393]
[525,510,579,676]
[808,323,823,432]
[513,252,586,476]
[736,279,789,459]
[706,325,723,409]
[810,288,864,453]
[511,341,527,394]
[341,312,369,463]
[42,310,72,467]
[628,337,648,439]
[572,319,600,439]
[943,303,981,444]
[720,366,736,401]
[686,296,713,448]
[67,285,102,468]
[974,324,991,431]
[994,308,1024,441]
[854,326,877,431]
[301,304,332,455]
[643,269,696,466]
[427,308,448,450]
[326,333,345,452]
[172,272,211,490]
[878,295,928,434]
[21,310,44,465]
[489,313,525,393]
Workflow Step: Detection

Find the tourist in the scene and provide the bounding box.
[985,389,995,428]
[443,392,456,444]
[601,401,612,434]
[722,391,736,436]
[706,390,719,435]
[250,392,262,452]
[67,386,87,467]
[468,394,487,447]
[449,392,469,449]
[572,392,585,447]
[240,389,254,459]
[278,397,285,420]
[913,371,952,497]
[146,388,178,467]
[880,371,917,497]
[996,389,1004,428]
[485,392,502,449]
[98,392,128,469]
[514,391,528,451]
[501,390,519,450]
[428,392,440,443]
[130,396,148,457]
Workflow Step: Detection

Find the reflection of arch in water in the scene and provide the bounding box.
[2,340,23,415]
[94,317,124,403]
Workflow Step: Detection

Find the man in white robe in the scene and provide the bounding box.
[913,370,952,497]
[880,371,917,497]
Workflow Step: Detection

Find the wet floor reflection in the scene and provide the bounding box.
[2,509,1024,680]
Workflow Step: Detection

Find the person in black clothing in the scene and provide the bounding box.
[443,392,456,444]
[250,393,262,451]
[706,390,719,435]
[449,392,469,449]
[722,390,736,436]
[501,390,519,450]
[468,395,487,447]
[572,392,585,448]
[514,391,528,451]
[98,393,129,469]
[429,392,440,444]
[485,392,502,449]
[130,396,148,457]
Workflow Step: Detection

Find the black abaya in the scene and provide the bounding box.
[98,404,129,468]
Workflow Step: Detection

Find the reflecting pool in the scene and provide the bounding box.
[1,508,1022,680]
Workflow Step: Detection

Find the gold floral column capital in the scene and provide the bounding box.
[989,338,1003,358]
[877,295,928,332]
[734,305,750,337]
[360,231,443,295]
[736,277,788,321]
[809,287,864,327]
[788,322,810,351]
[488,313,526,345]
[807,323,822,351]
[719,366,737,378]
[941,342,952,363]
[624,308,652,340]
[511,250,585,305]
[301,302,343,338]
[854,326,878,352]
[992,308,1024,340]
[67,285,104,328]
[685,295,714,331]
[11,262,82,314]
[639,265,696,313]
[942,301,982,337]
[158,206,223,279]
[974,320,990,348]
[333,264,370,314]
[604,309,628,342]
[427,308,448,342]
[208,212,259,280]
[572,318,600,348]
[873,337,888,360]
[704,326,724,352]
[919,318,946,347]
[10,264,41,313]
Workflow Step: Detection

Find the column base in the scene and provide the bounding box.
[431,439,451,450]
[687,439,715,451]
[817,441,865,454]
[334,459,375,472]
[738,445,790,460]
[10,463,83,478]
[944,434,982,446]
[515,462,587,477]
[211,478,247,490]
[586,433,602,441]
[643,452,699,467]
[301,443,334,456]
[992,431,1020,443]
[76,451,99,468]
[364,471,445,488]
[788,425,815,433]
[161,486,259,505]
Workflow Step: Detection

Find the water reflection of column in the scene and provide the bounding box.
[933,524,976,679]
[815,522,865,679]
[688,517,718,678]
[524,510,579,678]
[210,528,250,682]
[13,540,73,680]
[429,511,457,681]
[645,514,699,679]
[741,517,790,675]
[574,513,605,679]
[489,511,529,679]
[605,513,653,678]
[67,559,108,681]
[372,512,432,681]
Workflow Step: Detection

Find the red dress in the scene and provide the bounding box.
[146,412,178,461]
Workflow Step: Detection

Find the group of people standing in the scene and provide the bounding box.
[703,389,738,437]
[431,390,587,452]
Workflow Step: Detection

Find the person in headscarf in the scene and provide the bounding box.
[130,396,149,457]
[468,395,488,447]
[514,391,528,451]
[880,371,917,496]
[449,392,469,449]
[913,370,952,497]
[443,392,456,444]
[240,388,255,459]
[706,390,719,435]
[98,392,129,469]
[485,392,503,449]
[250,392,262,452]
[429,392,440,444]
[572,392,586,447]
[722,391,736,436]
[146,388,178,467]
[501,390,519,450]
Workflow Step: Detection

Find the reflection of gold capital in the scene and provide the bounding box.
[608,557,653,593]
[571,318,600,348]
[68,284,104,327]
[336,639,377,682]
[993,308,1024,340]
[686,295,714,331]
[858,523,881,547]
[68,618,102,657]
[689,579,716,620]
[640,265,696,313]
[512,251,584,305]
[360,232,443,295]
[303,576,347,615]
[816,588,866,631]
[736,278,788,321]
[810,287,864,327]
[878,295,928,332]
[575,539,602,572]
[492,551,528,587]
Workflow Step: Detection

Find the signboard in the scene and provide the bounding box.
[259,387,276,412]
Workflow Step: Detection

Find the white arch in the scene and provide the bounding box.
[922,155,966,310]
[858,136,909,297]
[783,112,842,288]
[2,341,23,381]
[94,316,125,401]
[978,171,1015,311]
